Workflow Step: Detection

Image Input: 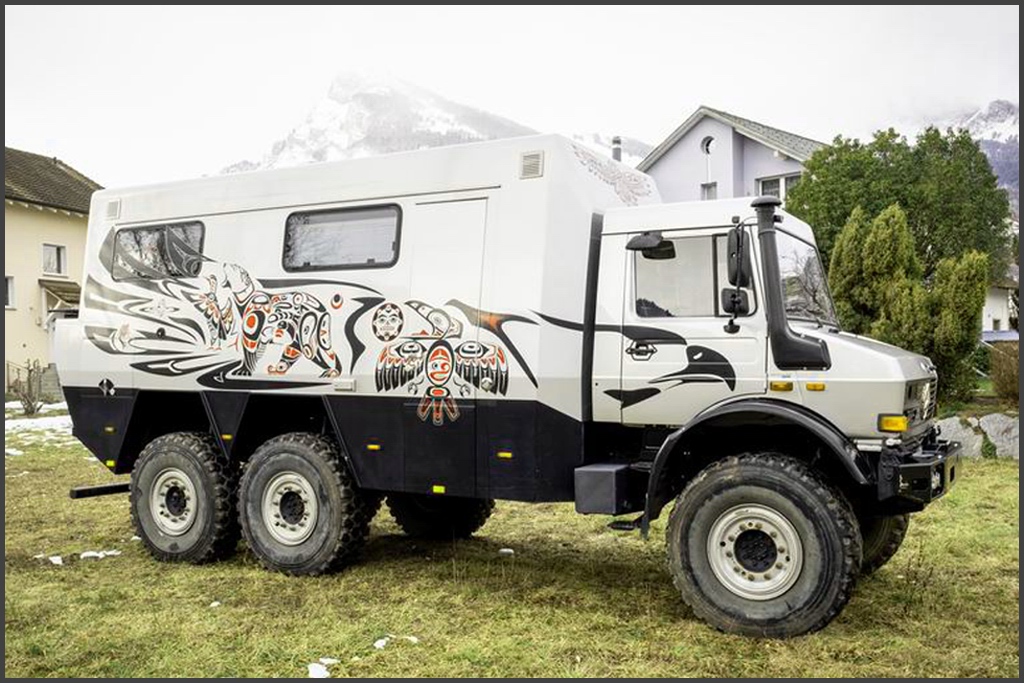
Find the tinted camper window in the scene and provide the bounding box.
[112,222,204,279]
[283,205,401,271]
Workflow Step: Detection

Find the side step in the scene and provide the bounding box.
[69,482,130,499]
[607,515,644,532]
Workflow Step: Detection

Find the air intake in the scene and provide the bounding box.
[105,199,121,220]
[519,151,544,179]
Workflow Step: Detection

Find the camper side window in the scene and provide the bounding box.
[635,234,754,318]
[112,222,204,280]
[283,205,400,271]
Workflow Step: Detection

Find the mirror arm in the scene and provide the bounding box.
[723,219,749,334]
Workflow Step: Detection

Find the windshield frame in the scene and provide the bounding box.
[773,227,839,327]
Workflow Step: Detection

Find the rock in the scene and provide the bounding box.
[966,417,980,428]
[935,417,983,458]
[979,413,1019,459]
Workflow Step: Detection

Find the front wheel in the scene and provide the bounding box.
[666,453,862,638]
[859,514,910,575]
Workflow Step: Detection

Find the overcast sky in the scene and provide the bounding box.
[5,5,1019,188]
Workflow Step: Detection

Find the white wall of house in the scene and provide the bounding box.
[738,137,805,198]
[645,118,807,203]
[4,202,88,368]
[645,118,737,203]
[982,286,1012,331]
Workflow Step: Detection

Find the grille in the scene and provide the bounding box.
[922,377,938,420]
[519,151,544,179]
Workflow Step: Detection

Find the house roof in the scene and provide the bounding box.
[993,263,1019,290]
[5,146,102,214]
[638,105,827,172]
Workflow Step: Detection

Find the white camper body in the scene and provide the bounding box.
[56,134,960,638]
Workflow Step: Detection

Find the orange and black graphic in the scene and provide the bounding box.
[375,301,511,426]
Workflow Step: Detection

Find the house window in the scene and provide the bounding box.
[701,182,718,201]
[283,205,401,271]
[113,221,205,280]
[758,178,781,198]
[42,244,67,275]
[700,136,716,155]
[993,319,1001,331]
[757,174,803,200]
[4,276,13,308]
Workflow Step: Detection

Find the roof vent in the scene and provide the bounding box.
[105,199,121,220]
[519,151,544,179]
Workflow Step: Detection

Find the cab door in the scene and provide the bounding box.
[617,228,767,426]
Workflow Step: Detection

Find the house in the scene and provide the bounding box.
[5,146,101,383]
[638,105,825,203]
[982,262,1018,337]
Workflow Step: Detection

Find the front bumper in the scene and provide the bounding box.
[876,431,962,510]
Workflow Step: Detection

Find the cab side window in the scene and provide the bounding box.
[634,234,754,318]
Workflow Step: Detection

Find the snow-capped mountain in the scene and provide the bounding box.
[222,72,535,173]
[222,72,651,174]
[947,99,1018,144]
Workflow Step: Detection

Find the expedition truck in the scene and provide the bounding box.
[55,135,960,637]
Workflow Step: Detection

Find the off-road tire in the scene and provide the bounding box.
[238,432,380,576]
[859,514,910,575]
[387,493,495,539]
[130,431,239,563]
[666,453,862,638]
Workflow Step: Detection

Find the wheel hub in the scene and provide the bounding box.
[150,468,197,536]
[706,503,804,601]
[262,471,318,546]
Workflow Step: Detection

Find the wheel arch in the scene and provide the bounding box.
[642,398,874,534]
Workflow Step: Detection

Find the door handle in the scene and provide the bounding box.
[625,341,657,361]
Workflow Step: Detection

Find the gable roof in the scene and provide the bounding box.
[638,105,826,172]
[5,146,102,214]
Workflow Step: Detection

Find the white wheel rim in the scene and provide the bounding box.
[150,467,198,536]
[262,471,319,546]
[706,503,804,601]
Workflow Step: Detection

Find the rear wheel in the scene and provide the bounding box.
[130,432,239,563]
[859,514,910,575]
[387,493,494,539]
[239,432,380,575]
[666,453,862,638]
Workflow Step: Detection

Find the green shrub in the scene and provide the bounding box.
[990,341,1019,402]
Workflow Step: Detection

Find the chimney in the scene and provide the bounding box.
[611,136,622,162]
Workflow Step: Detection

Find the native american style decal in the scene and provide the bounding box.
[83,227,385,389]
[571,143,654,206]
[375,301,512,426]
[371,302,404,342]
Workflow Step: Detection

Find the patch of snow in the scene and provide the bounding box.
[5,414,73,435]
[130,535,142,542]
[319,657,339,665]
[373,637,389,650]
[79,549,122,560]
[498,547,515,557]
[307,662,330,678]
[210,601,222,608]
[48,555,63,566]
[5,448,24,456]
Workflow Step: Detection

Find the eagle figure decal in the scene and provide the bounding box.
[374,300,509,426]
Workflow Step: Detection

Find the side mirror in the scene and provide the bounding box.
[721,288,750,316]
[627,231,676,260]
[727,227,753,287]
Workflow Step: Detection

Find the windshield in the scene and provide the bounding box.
[775,230,838,326]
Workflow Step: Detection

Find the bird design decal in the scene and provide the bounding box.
[571,143,654,206]
[604,345,737,408]
[375,300,510,426]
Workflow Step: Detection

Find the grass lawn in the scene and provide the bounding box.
[4,434,1020,677]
